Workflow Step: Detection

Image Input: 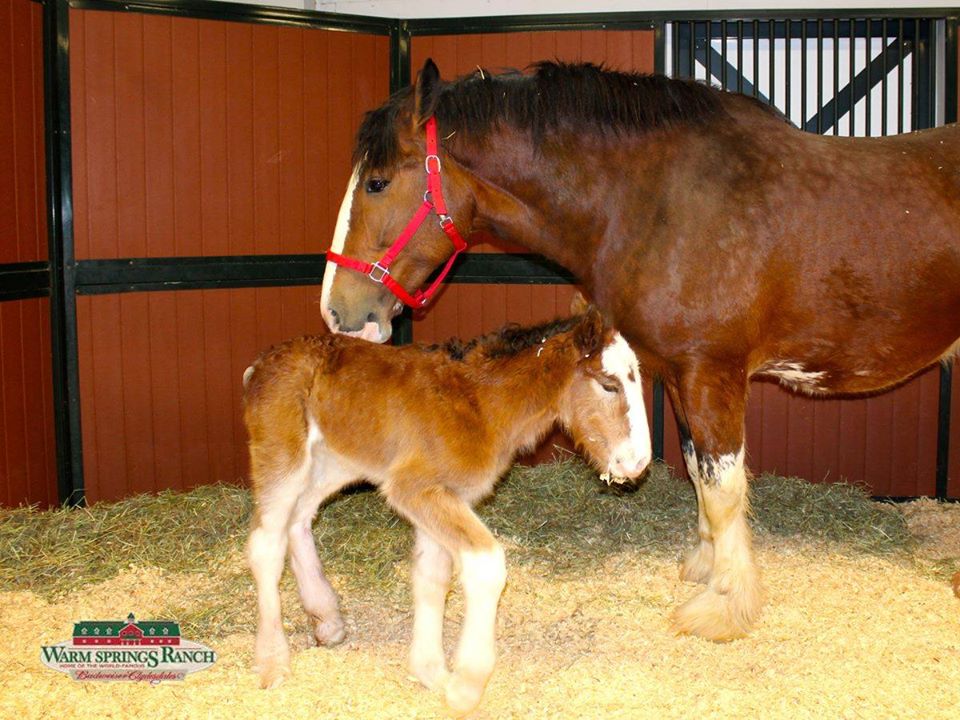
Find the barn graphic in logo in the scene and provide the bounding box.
[41,613,216,683]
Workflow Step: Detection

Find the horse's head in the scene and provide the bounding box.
[561,301,652,482]
[321,59,472,343]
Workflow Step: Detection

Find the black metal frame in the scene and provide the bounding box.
[7,0,955,503]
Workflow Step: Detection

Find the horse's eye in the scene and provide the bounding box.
[365,178,390,194]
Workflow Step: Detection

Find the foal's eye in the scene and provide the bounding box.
[597,379,619,394]
[365,177,390,194]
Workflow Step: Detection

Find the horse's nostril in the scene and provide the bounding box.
[366,312,377,323]
[329,308,340,322]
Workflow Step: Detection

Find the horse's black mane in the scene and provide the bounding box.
[426,315,582,362]
[354,61,727,174]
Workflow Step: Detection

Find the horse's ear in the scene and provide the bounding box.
[414,58,441,126]
[569,290,590,316]
[574,306,605,356]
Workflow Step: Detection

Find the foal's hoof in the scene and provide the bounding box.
[444,672,486,717]
[313,617,346,647]
[258,662,291,690]
[410,658,450,692]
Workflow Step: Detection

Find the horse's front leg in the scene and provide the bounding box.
[409,528,453,691]
[667,391,714,585]
[671,368,762,641]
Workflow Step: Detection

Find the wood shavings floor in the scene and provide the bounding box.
[2,504,958,720]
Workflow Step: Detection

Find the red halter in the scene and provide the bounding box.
[325,116,469,309]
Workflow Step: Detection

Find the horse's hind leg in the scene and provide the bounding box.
[410,528,453,691]
[248,449,312,689]
[288,446,355,648]
[385,479,505,717]
[671,370,762,642]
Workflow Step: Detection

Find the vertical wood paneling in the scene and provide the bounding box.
[0,0,47,264]
[70,9,388,259]
[0,299,57,507]
[78,287,331,503]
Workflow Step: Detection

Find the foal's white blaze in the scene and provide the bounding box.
[320,168,360,332]
[601,332,652,475]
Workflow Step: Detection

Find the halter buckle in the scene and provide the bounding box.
[368,262,390,284]
[438,214,453,227]
[424,154,441,173]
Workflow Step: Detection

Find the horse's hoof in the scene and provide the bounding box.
[314,617,346,647]
[258,662,291,690]
[444,671,486,717]
[671,582,760,642]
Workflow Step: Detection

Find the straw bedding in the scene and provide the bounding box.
[1,460,958,719]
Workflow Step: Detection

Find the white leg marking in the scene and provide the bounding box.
[320,168,360,331]
[447,545,507,715]
[601,332,652,474]
[409,530,453,691]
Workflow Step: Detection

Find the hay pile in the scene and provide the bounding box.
[1,461,958,719]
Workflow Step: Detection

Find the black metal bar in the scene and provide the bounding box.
[73,253,578,295]
[701,22,709,82]
[721,20,728,89]
[935,17,957,500]
[406,8,960,37]
[752,20,759,98]
[785,19,792,120]
[817,20,824,133]
[866,18,873,134]
[801,18,808,130]
[833,19,840,134]
[390,19,413,345]
[654,20,666,76]
[0,262,50,301]
[882,18,889,135]
[769,20,776,108]
[68,0,393,34]
[899,19,905,133]
[937,363,953,499]
[850,19,857,134]
[915,19,928,129]
[44,0,84,506]
[652,380,665,462]
[390,20,411,92]
[737,21,744,94]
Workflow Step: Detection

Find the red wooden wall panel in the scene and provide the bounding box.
[0,298,57,507]
[0,0,47,263]
[69,9,389,259]
[77,287,330,503]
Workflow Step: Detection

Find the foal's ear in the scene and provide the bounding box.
[573,306,605,357]
[414,58,441,126]
[569,290,590,316]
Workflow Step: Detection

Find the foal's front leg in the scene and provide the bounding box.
[409,528,453,690]
[386,481,506,717]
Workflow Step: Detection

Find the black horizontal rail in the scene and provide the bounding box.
[74,253,576,295]
[0,261,50,301]
[68,0,394,34]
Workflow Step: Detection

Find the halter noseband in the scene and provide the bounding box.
[325,116,469,309]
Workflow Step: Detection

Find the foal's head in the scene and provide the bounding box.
[562,308,652,482]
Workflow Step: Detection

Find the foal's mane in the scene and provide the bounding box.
[426,315,582,362]
[354,61,727,174]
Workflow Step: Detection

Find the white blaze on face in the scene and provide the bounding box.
[601,332,652,475]
[320,168,360,332]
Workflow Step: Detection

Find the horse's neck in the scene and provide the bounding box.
[453,127,671,270]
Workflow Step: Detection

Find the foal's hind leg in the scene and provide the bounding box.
[288,448,355,648]
[385,479,505,717]
[409,528,453,691]
[671,371,762,642]
[248,452,312,689]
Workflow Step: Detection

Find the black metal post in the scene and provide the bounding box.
[44,0,84,506]
[389,19,414,346]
